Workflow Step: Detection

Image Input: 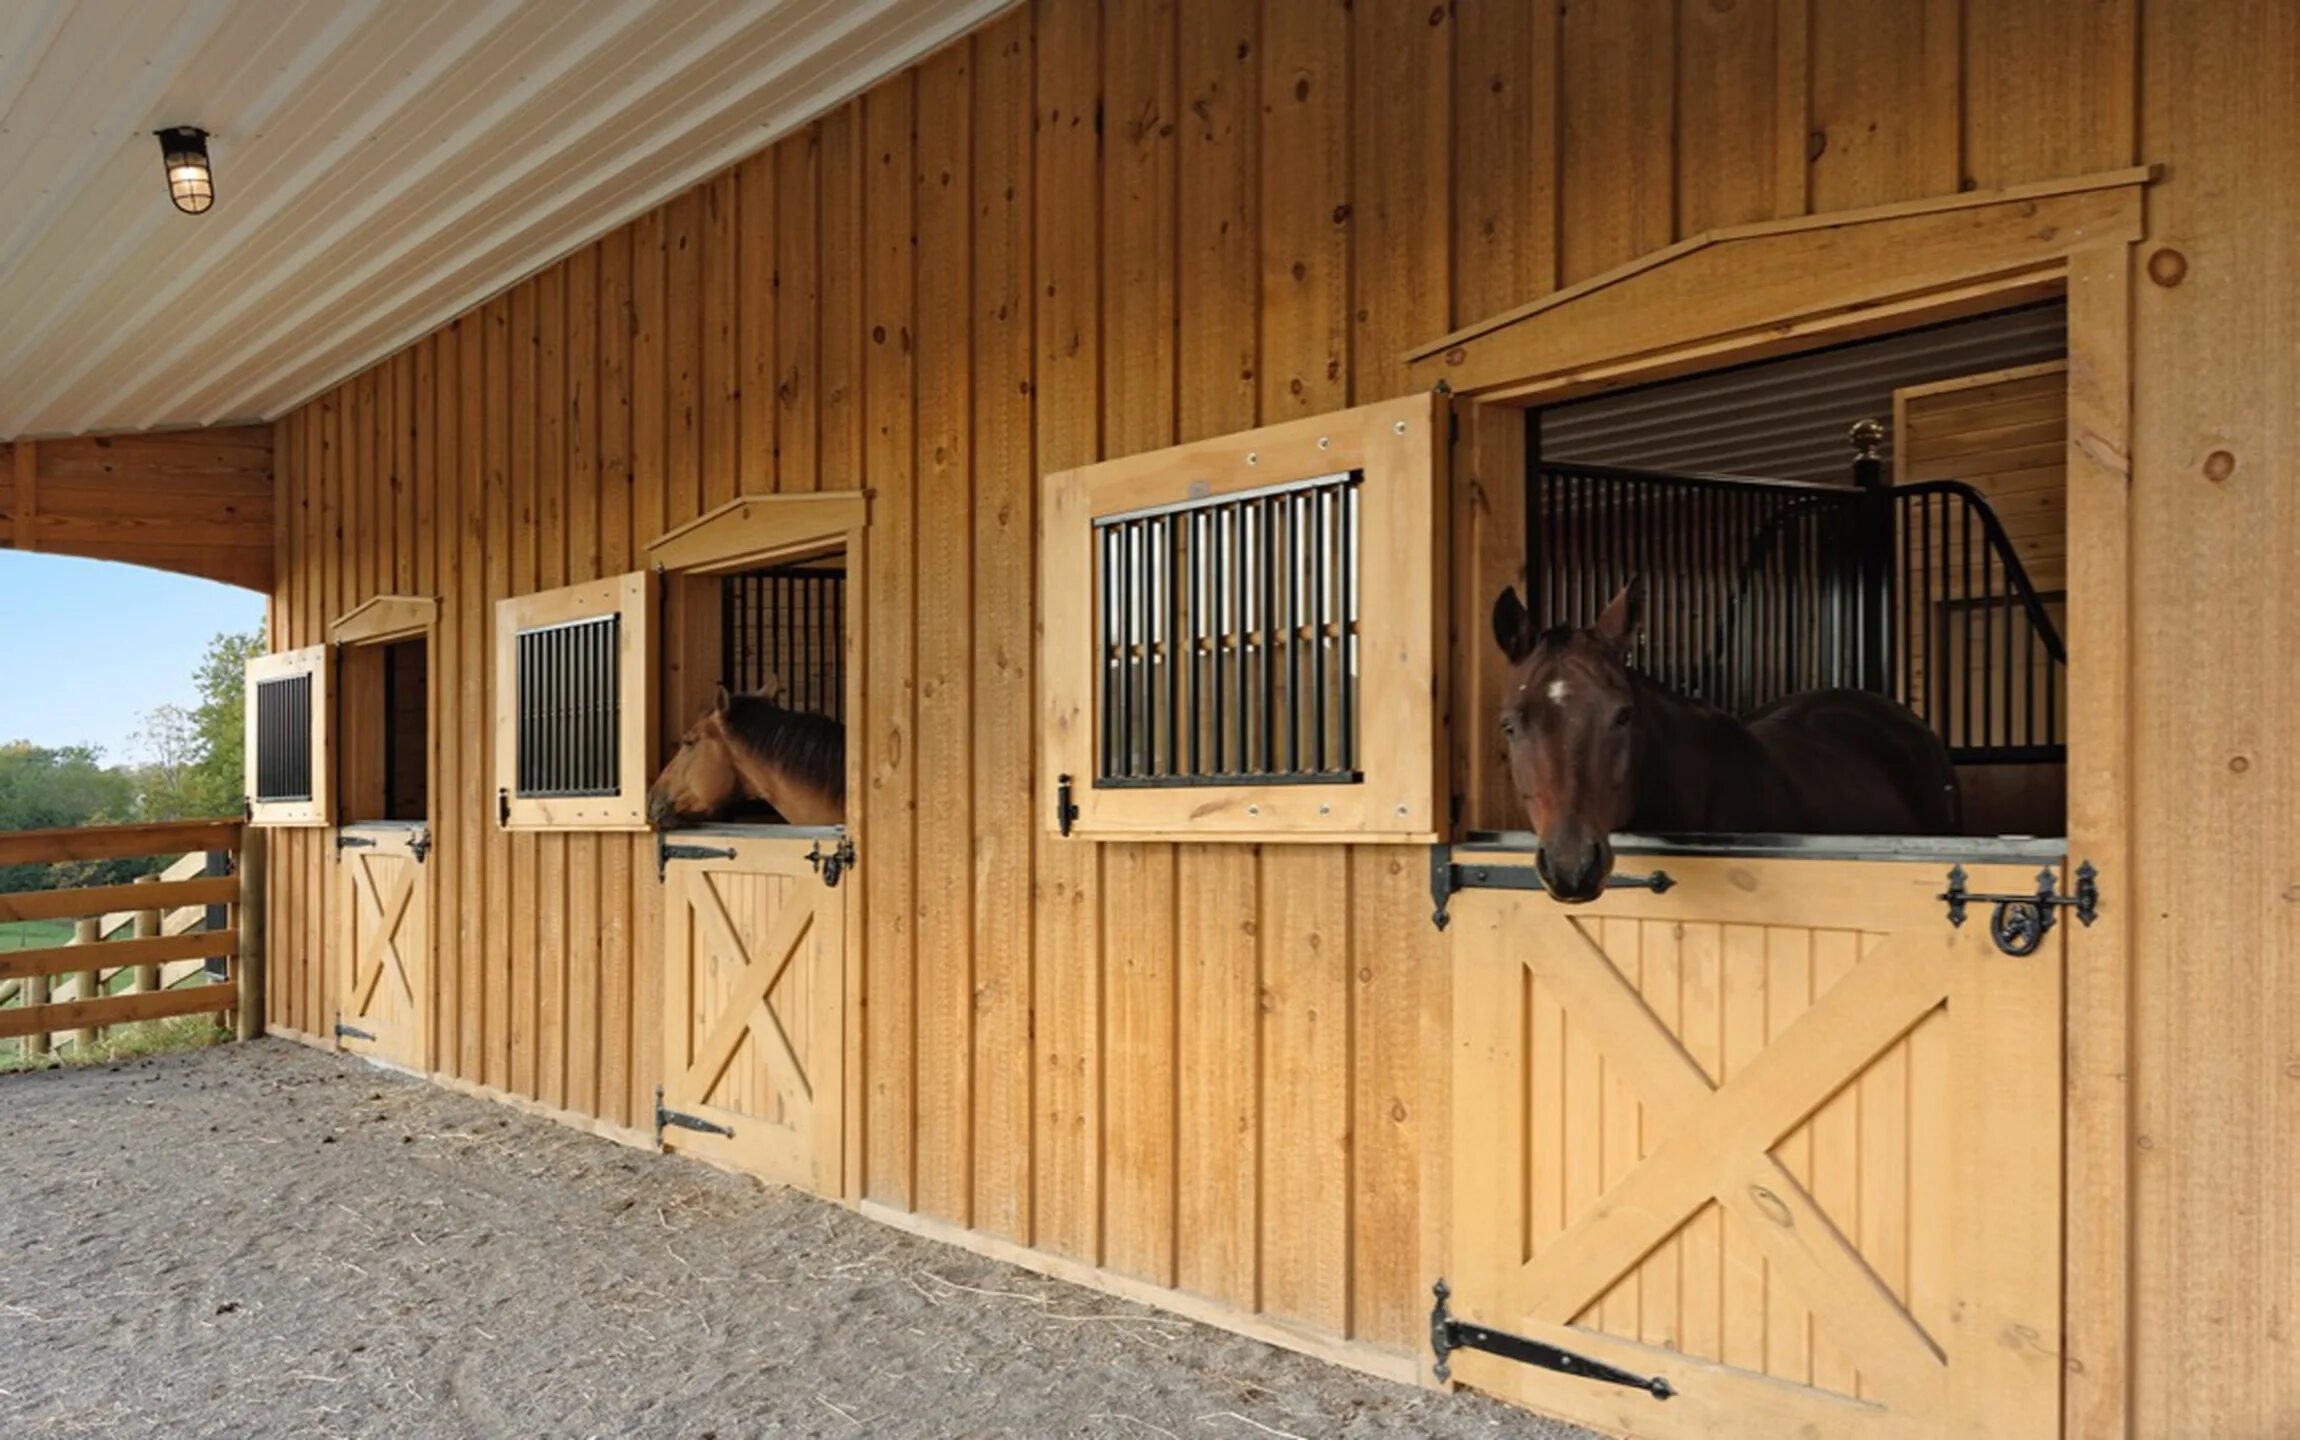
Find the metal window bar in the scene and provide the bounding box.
[720,565,847,721]
[515,614,620,798]
[253,672,313,803]
[1527,458,2068,767]
[1094,472,1363,789]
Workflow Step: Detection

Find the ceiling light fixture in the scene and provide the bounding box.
[155,127,215,215]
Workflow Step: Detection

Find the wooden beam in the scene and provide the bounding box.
[0,819,241,868]
[13,439,35,551]
[0,875,239,925]
[0,929,236,983]
[236,826,266,1041]
[0,981,236,1042]
[0,425,270,590]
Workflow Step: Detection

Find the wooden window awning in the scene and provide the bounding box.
[1405,168,2155,405]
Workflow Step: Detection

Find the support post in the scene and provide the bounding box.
[235,828,266,1041]
[22,969,49,1056]
[69,916,101,1051]
[131,874,161,993]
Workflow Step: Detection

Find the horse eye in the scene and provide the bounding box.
[1498,713,1518,736]
[1612,707,1635,729]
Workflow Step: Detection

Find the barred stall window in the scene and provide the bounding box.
[244,643,331,826]
[253,672,313,802]
[1042,394,1445,842]
[515,615,622,797]
[494,573,655,830]
[1095,472,1360,787]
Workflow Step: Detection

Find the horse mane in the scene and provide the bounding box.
[722,694,845,798]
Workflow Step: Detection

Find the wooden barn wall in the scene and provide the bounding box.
[262,0,2299,1424]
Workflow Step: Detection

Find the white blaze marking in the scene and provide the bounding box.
[1546,679,1571,705]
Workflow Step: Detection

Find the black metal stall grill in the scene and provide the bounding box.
[721,563,845,721]
[1529,451,2066,765]
[1093,471,1363,788]
[514,614,621,798]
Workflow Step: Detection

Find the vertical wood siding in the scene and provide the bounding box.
[259,3,2298,1425]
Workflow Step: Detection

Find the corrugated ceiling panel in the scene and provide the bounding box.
[1540,303,2068,483]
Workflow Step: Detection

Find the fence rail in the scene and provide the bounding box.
[0,819,264,1058]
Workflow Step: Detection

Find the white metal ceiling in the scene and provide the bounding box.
[0,0,1006,441]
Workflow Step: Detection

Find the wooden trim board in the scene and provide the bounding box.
[645,490,869,574]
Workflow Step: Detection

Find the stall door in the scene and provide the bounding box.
[659,834,845,1194]
[335,823,430,1070]
[1448,853,2063,1440]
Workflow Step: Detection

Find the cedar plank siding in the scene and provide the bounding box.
[264,2,2300,1431]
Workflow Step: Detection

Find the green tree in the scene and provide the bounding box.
[184,629,262,817]
[0,742,143,891]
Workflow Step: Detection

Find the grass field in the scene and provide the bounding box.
[0,919,75,951]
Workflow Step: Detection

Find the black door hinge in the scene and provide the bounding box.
[654,1085,734,1142]
[497,788,511,827]
[335,833,376,855]
[1941,861,2098,956]
[1055,774,1079,837]
[334,1018,376,1043]
[657,837,738,882]
[807,836,856,887]
[1430,1281,1674,1399]
[1427,845,1674,930]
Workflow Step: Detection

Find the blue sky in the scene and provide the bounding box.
[0,554,266,765]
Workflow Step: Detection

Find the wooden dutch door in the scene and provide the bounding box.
[1445,852,2064,1439]
[659,835,845,1194]
[336,824,429,1066]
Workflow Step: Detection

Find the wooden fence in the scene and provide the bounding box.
[0,820,265,1055]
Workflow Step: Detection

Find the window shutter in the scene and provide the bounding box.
[494,573,657,830]
[1040,393,1447,842]
[244,644,332,827]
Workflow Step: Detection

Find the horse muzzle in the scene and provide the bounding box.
[1535,841,1614,905]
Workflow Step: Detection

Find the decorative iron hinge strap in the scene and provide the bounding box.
[1427,846,1675,930]
[1940,861,2098,956]
[654,1086,734,1141]
[807,837,855,888]
[657,839,738,882]
[334,1019,377,1042]
[1430,1281,1674,1399]
[335,833,376,855]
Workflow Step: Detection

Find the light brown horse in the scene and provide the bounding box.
[646,684,845,828]
[1492,577,1959,901]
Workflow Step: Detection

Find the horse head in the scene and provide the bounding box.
[1491,577,1645,903]
[647,683,747,827]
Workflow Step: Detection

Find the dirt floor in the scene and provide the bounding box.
[0,1042,1592,1439]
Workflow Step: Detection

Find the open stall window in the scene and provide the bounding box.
[244,644,331,826]
[646,493,865,831]
[332,596,436,827]
[493,574,656,830]
[1041,394,1447,842]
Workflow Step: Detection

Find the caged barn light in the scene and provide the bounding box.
[155,127,215,214]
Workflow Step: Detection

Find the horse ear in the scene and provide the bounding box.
[1491,586,1535,663]
[1593,576,1646,658]
[712,682,732,714]
[756,670,786,703]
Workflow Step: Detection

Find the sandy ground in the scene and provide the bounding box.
[0,1042,1591,1440]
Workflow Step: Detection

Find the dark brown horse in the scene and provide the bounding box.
[646,683,845,828]
[1492,578,1959,901]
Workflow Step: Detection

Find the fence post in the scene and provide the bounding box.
[23,968,50,1057]
[132,874,162,993]
[69,915,101,1051]
[236,828,266,1041]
